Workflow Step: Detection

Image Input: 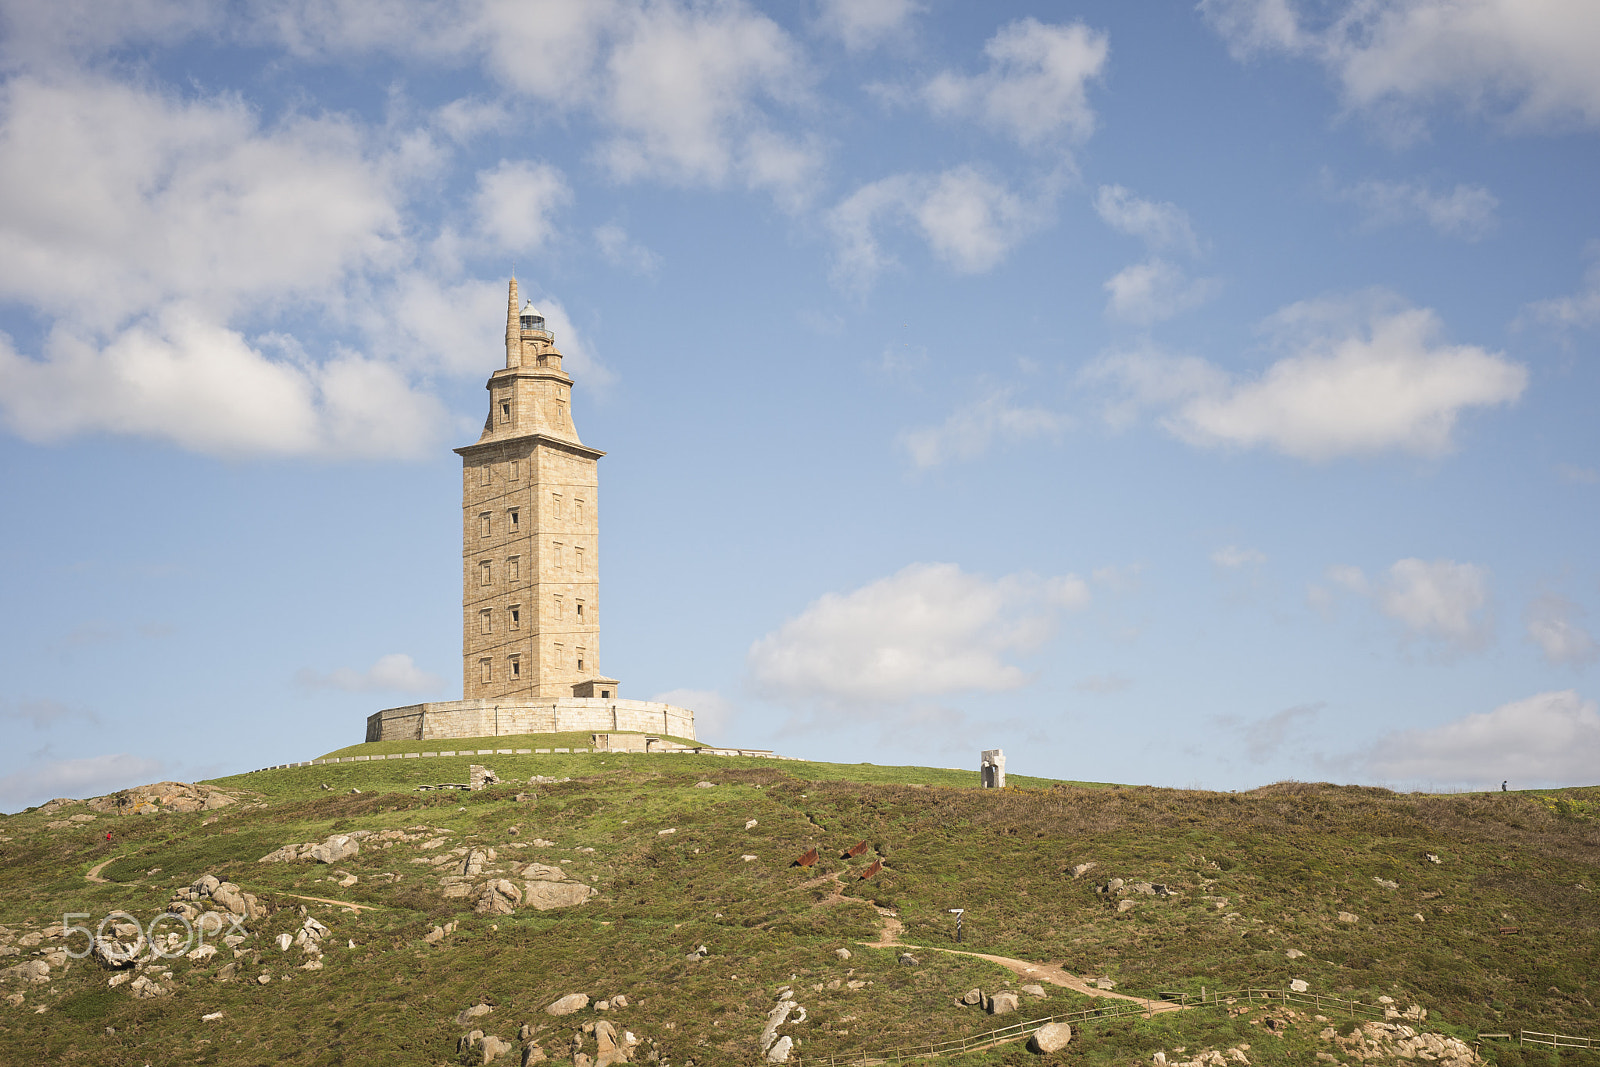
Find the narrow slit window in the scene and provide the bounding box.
[554,595,563,620]
[499,400,511,423]
[510,459,520,480]
[479,658,492,683]
[480,609,492,635]
[479,465,490,486]
[510,605,521,629]
[510,657,521,678]
[575,546,585,575]
[551,493,562,520]
[576,601,584,620]
[508,556,520,582]
[479,512,491,537]
[576,499,585,525]
[479,561,492,586]
[552,542,564,570]
[508,508,519,530]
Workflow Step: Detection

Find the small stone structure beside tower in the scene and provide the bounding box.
[980,749,1006,789]
[366,279,694,744]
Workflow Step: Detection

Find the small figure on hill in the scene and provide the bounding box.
[104,831,112,843]
[1502,781,1508,792]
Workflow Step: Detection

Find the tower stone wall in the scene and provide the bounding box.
[455,279,616,702]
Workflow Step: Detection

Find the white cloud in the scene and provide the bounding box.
[1525,593,1600,667]
[296,653,445,694]
[1337,178,1498,239]
[1074,673,1132,694]
[1103,258,1220,323]
[0,311,451,458]
[814,0,922,51]
[1200,0,1600,133]
[594,223,661,274]
[1362,690,1600,789]
[0,698,97,729]
[1212,545,1267,569]
[1091,296,1525,460]
[827,167,1051,288]
[1232,702,1323,763]
[1524,244,1600,330]
[1093,185,1200,255]
[472,160,571,252]
[1377,557,1492,651]
[0,75,404,327]
[748,562,1090,706]
[898,390,1068,468]
[0,753,165,812]
[923,17,1109,148]
[591,1,815,198]
[651,688,738,740]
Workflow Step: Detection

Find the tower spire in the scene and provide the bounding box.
[505,276,520,368]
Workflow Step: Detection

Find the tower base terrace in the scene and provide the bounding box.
[366,697,695,744]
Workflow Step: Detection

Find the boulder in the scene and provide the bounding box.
[1290,979,1309,992]
[545,993,590,1016]
[989,991,1020,1015]
[523,881,596,911]
[1373,877,1398,890]
[1021,983,1046,997]
[1029,1023,1073,1054]
[476,879,523,915]
[834,948,851,960]
[896,952,919,966]
[961,988,982,1006]
[5,960,49,984]
[765,1036,793,1064]
[1337,912,1359,924]
[456,1003,493,1026]
[1285,949,1305,959]
[520,863,567,882]
[1070,862,1096,879]
[192,874,221,897]
[309,834,360,865]
[481,1035,513,1063]
[210,882,248,915]
[522,1047,547,1065]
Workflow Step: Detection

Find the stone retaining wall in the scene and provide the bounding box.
[365,697,695,743]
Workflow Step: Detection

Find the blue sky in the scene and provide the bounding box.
[2,0,1598,810]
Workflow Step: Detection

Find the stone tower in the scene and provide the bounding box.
[454,279,618,702]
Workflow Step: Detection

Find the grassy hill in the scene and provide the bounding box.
[1,738,1596,1066]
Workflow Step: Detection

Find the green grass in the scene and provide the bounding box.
[0,753,1595,1066]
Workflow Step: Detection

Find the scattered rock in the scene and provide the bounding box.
[1029,1022,1073,1054]
[1373,877,1398,890]
[481,1035,514,1063]
[766,1036,793,1064]
[546,993,590,1016]
[896,952,919,966]
[128,974,167,999]
[1117,899,1136,913]
[1094,977,1117,991]
[741,855,758,862]
[1285,948,1305,959]
[745,819,758,829]
[457,1003,494,1026]
[523,1046,548,1065]
[695,781,715,788]
[257,974,272,984]
[1070,862,1097,879]
[989,991,1020,1015]
[1337,912,1359,924]
[523,881,597,911]
[521,863,567,882]
[1290,979,1309,993]
[469,765,499,791]
[961,988,982,1006]
[834,948,851,960]
[276,933,292,952]
[476,879,524,916]
[1022,983,1046,997]
[657,828,676,836]
[1425,853,1441,864]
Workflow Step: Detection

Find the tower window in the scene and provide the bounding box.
[576,602,584,619]
[479,512,491,537]
[551,493,562,519]
[479,465,490,486]
[479,561,492,586]
[480,609,492,635]
[510,656,521,678]
[500,400,511,424]
[576,499,585,525]
[554,595,563,620]
[577,655,585,671]
[508,556,520,582]
[510,605,521,629]
[575,547,585,574]
[552,542,564,570]
[508,508,519,529]
[479,658,491,683]
[510,460,520,480]
[557,400,566,424]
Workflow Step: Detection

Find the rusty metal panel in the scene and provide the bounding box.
[860,858,882,879]
[792,847,818,868]
[843,840,869,858]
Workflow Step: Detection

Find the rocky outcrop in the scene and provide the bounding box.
[1030,1023,1072,1053]
[87,781,236,816]
[259,832,367,864]
[546,993,589,1016]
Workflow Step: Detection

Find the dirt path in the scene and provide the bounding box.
[86,858,115,884]
[859,907,1181,1016]
[278,893,381,912]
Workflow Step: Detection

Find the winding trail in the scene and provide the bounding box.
[857,893,1182,1016]
[85,858,115,884]
[278,893,380,912]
